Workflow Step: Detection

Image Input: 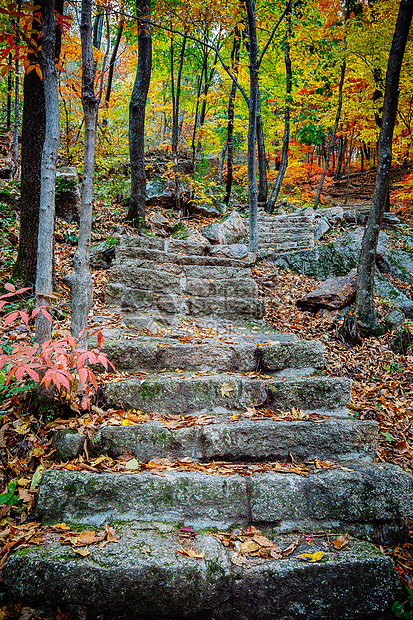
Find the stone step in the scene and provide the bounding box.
[53,418,378,463]
[102,334,324,373]
[104,372,351,416]
[4,527,401,620]
[34,463,413,542]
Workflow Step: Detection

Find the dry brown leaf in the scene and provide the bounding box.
[252,534,274,548]
[72,546,90,557]
[175,547,205,560]
[239,540,260,555]
[220,382,234,397]
[333,534,349,550]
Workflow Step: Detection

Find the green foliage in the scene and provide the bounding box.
[55,177,77,192]
[392,589,413,619]
[0,368,36,403]
[0,481,23,508]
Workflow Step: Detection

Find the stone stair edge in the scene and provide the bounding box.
[3,528,401,620]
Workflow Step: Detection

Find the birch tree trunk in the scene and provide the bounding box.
[127,0,152,228]
[66,0,97,343]
[245,0,259,253]
[256,91,267,203]
[355,0,413,334]
[35,0,59,345]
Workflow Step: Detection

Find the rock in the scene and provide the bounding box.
[314,217,330,241]
[271,228,388,280]
[53,430,86,461]
[90,238,119,270]
[374,272,412,311]
[382,309,405,332]
[186,230,211,248]
[377,248,413,284]
[145,178,174,208]
[202,211,247,245]
[209,244,249,260]
[55,166,81,223]
[405,236,413,251]
[297,269,357,310]
[148,212,172,237]
[390,328,412,354]
[382,212,401,228]
[317,206,343,226]
[401,302,413,318]
[185,202,222,218]
[197,153,220,180]
[353,227,388,258]
[343,210,357,224]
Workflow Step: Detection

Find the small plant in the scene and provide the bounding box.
[0,284,115,411]
[0,481,23,510]
[55,177,77,192]
[392,588,413,619]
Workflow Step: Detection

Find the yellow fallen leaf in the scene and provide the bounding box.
[239,540,260,555]
[70,531,99,547]
[17,478,31,487]
[296,551,324,562]
[31,446,45,458]
[220,382,234,397]
[72,546,90,557]
[125,458,140,470]
[121,419,134,426]
[53,523,71,531]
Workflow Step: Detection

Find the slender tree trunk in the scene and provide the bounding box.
[13,5,20,165]
[7,55,12,130]
[35,0,59,345]
[65,0,97,343]
[314,61,346,204]
[267,8,292,211]
[191,67,205,177]
[93,13,103,49]
[245,0,259,253]
[196,48,218,156]
[224,30,240,205]
[13,0,63,285]
[256,91,267,203]
[344,122,357,204]
[218,141,227,183]
[103,19,123,128]
[170,33,186,212]
[355,0,413,333]
[126,0,152,228]
[96,12,110,111]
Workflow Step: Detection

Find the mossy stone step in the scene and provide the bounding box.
[53,418,378,463]
[4,527,401,620]
[103,372,351,416]
[34,463,413,543]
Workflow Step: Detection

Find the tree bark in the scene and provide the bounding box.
[256,90,267,203]
[66,0,97,344]
[126,0,152,228]
[35,0,59,345]
[355,0,413,333]
[13,0,63,285]
[267,7,292,212]
[245,0,259,253]
[224,30,240,205]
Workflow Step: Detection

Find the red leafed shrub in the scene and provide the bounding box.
[0,283,114,410]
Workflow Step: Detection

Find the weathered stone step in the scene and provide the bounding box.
[102,334,324,373]
[34,463,413,542]
[104,372,351,416]
[54,418,378,463]
[115,248,256,268]
[4,527,401,620]
[111,258,252,282]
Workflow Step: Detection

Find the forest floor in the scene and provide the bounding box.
[0,169,413,617]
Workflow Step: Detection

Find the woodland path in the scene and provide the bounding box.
[4,220,413,620]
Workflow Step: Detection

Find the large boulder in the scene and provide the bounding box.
[90,238,119,270]
[202,211,247,245]
[297,269,357,310]
[377,249,413,284]
[271,228,388,280]
[145,179,174,208]
[314,206,344,226]
[55,166,81,223]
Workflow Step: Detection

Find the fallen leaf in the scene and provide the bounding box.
[296,551,325,562]
[239,540,260,555]
[333,534,349,550]
[72,546,90,557]
[125,458,140,470]
[252,534,274,548]
[220,382,234,397]
[175,547,205,559]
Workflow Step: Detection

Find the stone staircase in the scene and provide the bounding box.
[255,212,315,256]
[4,235,413,619]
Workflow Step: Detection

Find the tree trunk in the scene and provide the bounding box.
[314,60,346,204]
[7,55,12,130]
[126,0,152,228]
[267,8,292,212]
[13,0,63,286]
[104,19,123,115]
[170,33,187,213]
[35,0,59,345]
[191,66,205,177]
[224,30,240,205]
[66,0,97,344]
[256,91,267,203]
[245,0,259,253]
[13,3,20,165]
[355,0,413,334]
